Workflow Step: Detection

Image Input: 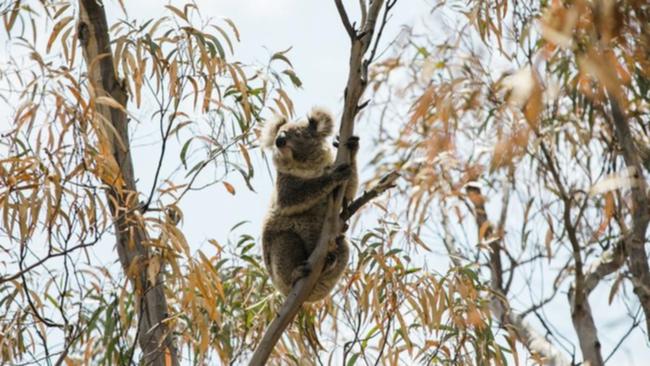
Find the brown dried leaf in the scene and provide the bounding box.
[222,181,235,195]
[47,16,73,53]
[147,255,161,286]
[608,272,623,305]
[545,225,553,261]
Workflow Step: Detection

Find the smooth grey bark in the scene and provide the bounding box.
[77,1,179,364]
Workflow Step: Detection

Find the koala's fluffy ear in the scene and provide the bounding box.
[261,115,287,148]
[308,107,334,137]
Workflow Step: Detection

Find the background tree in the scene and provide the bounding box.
[367,0,650,365]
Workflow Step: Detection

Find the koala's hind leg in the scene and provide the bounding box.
[265,231,309,297]
[307,235,350,302]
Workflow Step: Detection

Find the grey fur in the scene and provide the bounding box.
[261,107,358,302]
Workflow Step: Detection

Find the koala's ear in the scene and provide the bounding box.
[261,115,286,148]
[308,107,334,137]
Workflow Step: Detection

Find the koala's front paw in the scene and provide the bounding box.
[340,221,350,232]
[291,262,312,286]
[332,163,352,181]
[333,135,360,151]
[346,136,359,153]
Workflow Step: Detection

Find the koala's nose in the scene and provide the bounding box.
[275,134,287,148]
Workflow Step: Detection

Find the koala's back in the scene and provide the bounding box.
[262,175,329,254]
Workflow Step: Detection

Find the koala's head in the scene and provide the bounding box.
[261,107,335,178]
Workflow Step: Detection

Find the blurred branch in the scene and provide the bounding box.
[608,97,650,338]
[537,140,604,366]
[465,185,571,366]
[583,240,626,295]
[248,1,392,364]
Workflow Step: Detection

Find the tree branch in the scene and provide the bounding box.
[0,241,97,284]
[248,1,390,364]
[465,185,571,366]
[342,170,399,221]
[537,139,604,365]
[583,240,626,295]
[334,0,354,39]
[608,97,650,338]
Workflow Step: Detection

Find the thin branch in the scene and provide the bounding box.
[604,308,641,363]
[342,170,399,220]
[141,78,180,212]
[367,0,397,64]
[1,241,97,284]
[334,0,354,39]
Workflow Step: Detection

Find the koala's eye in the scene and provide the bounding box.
[308,117,318,132]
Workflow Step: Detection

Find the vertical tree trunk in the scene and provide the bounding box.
[77,1,178,364]
[609,99,650,338]
[569,291,603,366]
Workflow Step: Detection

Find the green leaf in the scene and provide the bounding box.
[180,138,193,169]
[270,47,293,67]
[346,354,360,366]
[282,69,302,88]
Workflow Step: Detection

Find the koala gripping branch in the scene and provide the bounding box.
[249,1,396,364]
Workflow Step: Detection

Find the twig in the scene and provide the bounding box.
[608,96,650,338]
[1,241,97,284]
[342,170,399,220]
[334,0,355,39]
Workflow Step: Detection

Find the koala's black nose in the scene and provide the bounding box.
[275,135,287,148]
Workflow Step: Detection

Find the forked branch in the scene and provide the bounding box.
[465,185,571,366]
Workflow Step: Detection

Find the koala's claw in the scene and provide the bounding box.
[346,136,360,150]
[341,221,350,232]
[324,251,337,270]
[291,262,312,286]
[333,135,360,151]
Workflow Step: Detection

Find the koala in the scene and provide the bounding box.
[261,107,358,302]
